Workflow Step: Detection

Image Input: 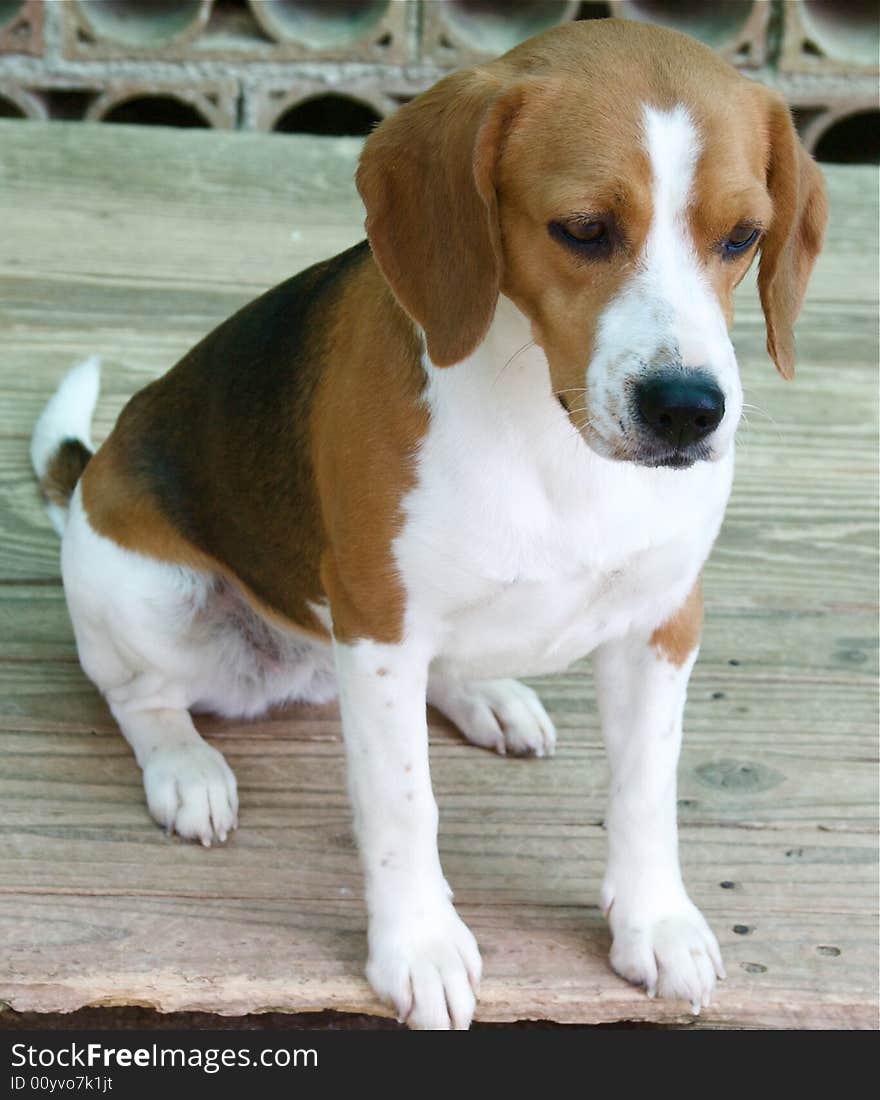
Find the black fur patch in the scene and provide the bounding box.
[42,437,92,506]
[111,240,372,622]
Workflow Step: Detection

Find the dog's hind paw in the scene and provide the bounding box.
[142,741,238,846]
[428,676,556,757]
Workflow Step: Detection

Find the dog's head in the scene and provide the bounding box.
[357,20,827,469]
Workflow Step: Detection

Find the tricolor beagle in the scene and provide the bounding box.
[31,20,826,1028]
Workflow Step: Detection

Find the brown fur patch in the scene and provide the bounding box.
[687,83,827,371]
[82,242,426,645]
[40,438,92,508]
[357,68,508,369]
[496,72,653,443]
[313,258,428,643]
[756,93,828,379]
[651,580,704,667]
[81,441,318,637]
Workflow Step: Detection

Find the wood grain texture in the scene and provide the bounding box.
[0,120,876,1029]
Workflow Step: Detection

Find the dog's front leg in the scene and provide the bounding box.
[593,586,724,1012]
[334,638,481,1029]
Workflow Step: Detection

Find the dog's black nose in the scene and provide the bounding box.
[634,372,725,448]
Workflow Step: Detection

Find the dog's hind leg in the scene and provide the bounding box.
[109,704,238,847]
[61,486,241,846]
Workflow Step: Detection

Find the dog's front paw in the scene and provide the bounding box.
[142,742,238,846]
[366,900,482,1029]
[430,677,556,757]
[604,887,724,1013]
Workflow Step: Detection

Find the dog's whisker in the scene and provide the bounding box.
[491,339,536,387]
[741,401,778,425]
[738,401,782,444]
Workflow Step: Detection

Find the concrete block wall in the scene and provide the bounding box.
[0,1,876,162]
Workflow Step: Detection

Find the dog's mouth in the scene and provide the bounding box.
[574,417,715,470]
[628,438,714,469]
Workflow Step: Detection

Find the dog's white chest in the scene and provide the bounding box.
[401,479,726,679]
[394,322,733,679]
[436,542,695,678]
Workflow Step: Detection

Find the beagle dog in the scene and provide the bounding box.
[31,20,826,1028]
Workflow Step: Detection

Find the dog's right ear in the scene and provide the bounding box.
[357,71,524,368]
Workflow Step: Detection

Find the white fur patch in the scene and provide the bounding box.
[30,356,101,536]
[586,104,743,459]
[395,295,731,682]
[427,673,556,757]
[59,487,335,844]
[644,103,700,239]
[595,639,724,1011]
[62,488,336,720]
[334,638,481,1029]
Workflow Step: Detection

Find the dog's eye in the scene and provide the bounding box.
[721,224,760,257]
[549,217,611,254]
[562,220,606,244]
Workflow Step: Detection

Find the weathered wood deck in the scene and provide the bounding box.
[0,119,876,1030]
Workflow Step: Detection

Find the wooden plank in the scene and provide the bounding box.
[0,119,876,1028]
[1,742,876,901]
[1,893,875,1029]
[0,719,877,842]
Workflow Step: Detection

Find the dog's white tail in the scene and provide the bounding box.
[30,356,101,536]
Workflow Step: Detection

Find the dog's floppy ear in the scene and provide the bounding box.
[357,70,522,367]
[757,94,828,380]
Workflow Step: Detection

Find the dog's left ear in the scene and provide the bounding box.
[757,93,829,380]
[357,70,524,367]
